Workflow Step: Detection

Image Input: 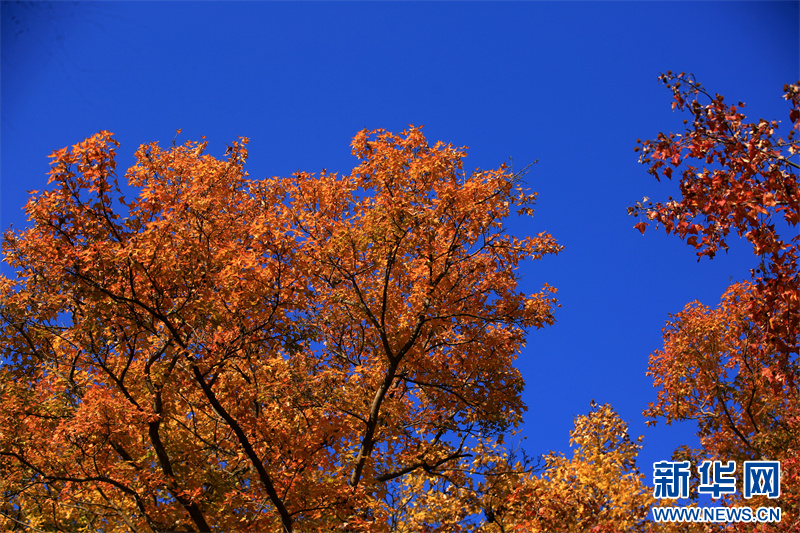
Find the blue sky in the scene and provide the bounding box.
[2,1,798,483]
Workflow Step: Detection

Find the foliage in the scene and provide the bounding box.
[646,283,799,531]
[0,127,564,532]
[499,402,655,533]
[379,403,656,533]
[632,72,800,360]
[634,73,800,531]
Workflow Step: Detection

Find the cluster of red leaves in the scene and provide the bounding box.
[633,71,800,371]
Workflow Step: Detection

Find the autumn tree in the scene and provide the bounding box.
[0,127,563,532]
[633,72,800,360]
[371,402,656,533]
[645,283,799,532]
[633,73,800,530]
[497,402,655,533]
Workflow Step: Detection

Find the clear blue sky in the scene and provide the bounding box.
[2,1,798,481]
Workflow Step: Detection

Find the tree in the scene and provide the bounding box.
[645,283,799,531]
[499,402,655,533]
[0,127,563,531]
[370,402,656,533]
[633,73,800,530]
[632,72,800,362]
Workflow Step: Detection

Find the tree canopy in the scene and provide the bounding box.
[0,127,569,532]
[634,73,800,531]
